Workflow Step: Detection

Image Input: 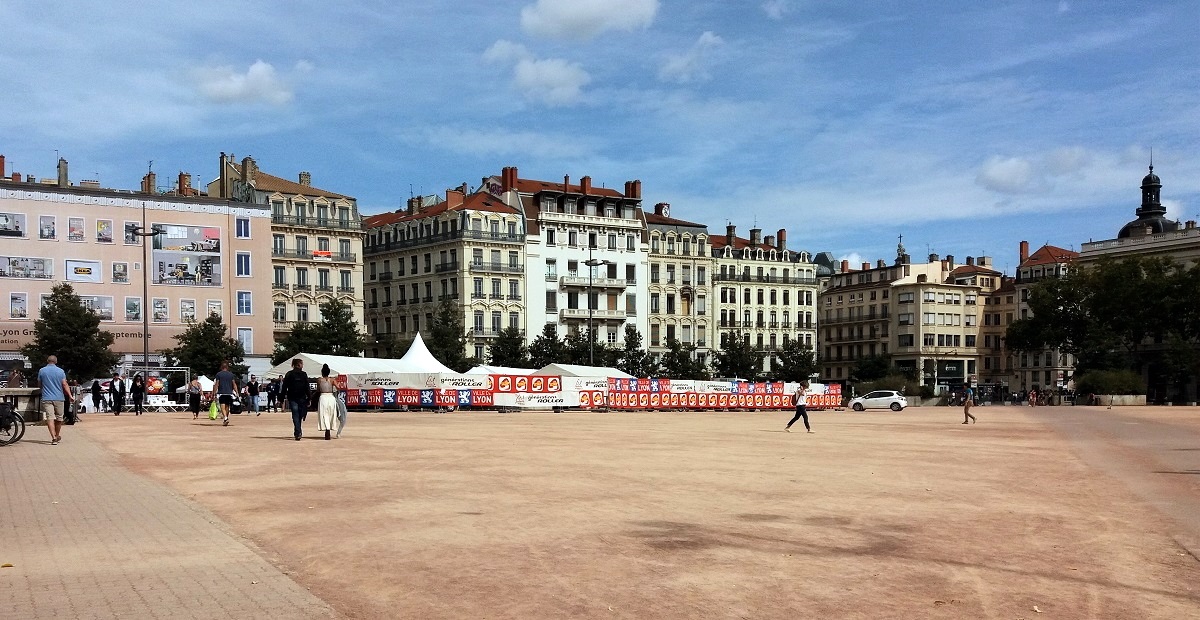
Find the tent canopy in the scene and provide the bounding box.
[175,375,214,393]
[533,363,633,378]
[265,333,455,378]
[466,364,536,375]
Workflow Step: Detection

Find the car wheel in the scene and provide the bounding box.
[890,402,903,411]
[852,403,864,412]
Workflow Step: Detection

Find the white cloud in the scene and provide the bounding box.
[762,0,789,20]
[976,155,1039,194]
[838,252,865,268]
[483,40,533,64]
[484,40,591,106]
[659,31,725,84]
[194,60,293,105]
[520,0,658,40]
[1043,146,1091,176]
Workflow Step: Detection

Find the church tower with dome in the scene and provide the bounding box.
[1117,165,1180,239]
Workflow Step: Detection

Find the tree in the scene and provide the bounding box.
[561,329,593,365]
[426,298,471,372]
[772,340,818,382]
[714,332,764,380]
[488,326,531,368]
[21,283,119,380]
[271,299,365,365]
[848,353,890,383]
[616,325,659,378]
[372,333,413,359]
[528,323,564,368]
[660,338,709,380]
[163,314,248,378]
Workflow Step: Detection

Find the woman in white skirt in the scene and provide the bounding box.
[316,364,340,440]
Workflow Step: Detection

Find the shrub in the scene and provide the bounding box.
[1073,369,1144,395]
[851,374,917,397]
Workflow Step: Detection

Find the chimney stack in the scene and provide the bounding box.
[11,172,21,183]
[946,254,954,268]
[726,224,736,246]
[654,202,669,216]
[241,156,255,184]
[929,253,939,262]
[580,175,591,194]
[1185,220,1196,230]
[1019,240,1029,264]
[0,155,5,179]
[624,179,641,199]
[978,256,990,267]
[877,259,886,268]
[764,234,775,247]
[563,174,570,191]
[841,259,850,272]
[299,171,312,186]
[966,256,975,266]
[749,227,762,245]
[141,171,157,194]
[57,158,69,187]
[776,228,787,251]
[177,172,193,195]
[407,196,420,215]
[218,152,228,198]
[862,262,870,271]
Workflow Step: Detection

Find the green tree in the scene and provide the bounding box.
[561,329,593,365]
[848,353,890,383]
[426,298,471,372]
[714,332,764,380]
[771,340,818,382]
[372,333,412,359]
[528,323,564,368]
[163,314,248,378]
[271,299,365,365]
[616,325,659,378]
[21,283,119,380]
[660,338,709,380]
[487,326,531,368]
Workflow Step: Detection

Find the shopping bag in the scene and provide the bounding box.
[208,400,219,420]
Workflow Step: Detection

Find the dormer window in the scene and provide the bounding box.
[541,196,555,211]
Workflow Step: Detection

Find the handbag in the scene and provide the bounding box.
[208,400,220,420]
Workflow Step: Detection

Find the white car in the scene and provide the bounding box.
[849,390,908,411]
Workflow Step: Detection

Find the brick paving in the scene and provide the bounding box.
[0,422,337,619]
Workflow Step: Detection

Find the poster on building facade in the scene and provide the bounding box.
[68,217,85,242]
[112,262,129,284]
[206,299,222,318]
[79,295,114,321]
[151,223,222,286]
[66,259,103,283]
[39,215,56,240]
[96,219,114,243]
[125,297,142,322]
[0,212,26,237]
[152,298,169,323]
[124,221,140,245]
[0,256,52,279]
[9,293,27,319]
[180,299,196,323]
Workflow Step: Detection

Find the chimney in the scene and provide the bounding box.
[841,259,850,272]
[654,202,669,216]
[241,156,255,184]
[978,256,990,267]
[177,172,193,195]
[218,152,228,198]
[726,224,736,246]
[764,234,775,247]
[563,174,570,192]
[141,172,157,194]
[459,182,469,194]
[624,179,641,199]
[580,175,591,194]
[299,171,311,186]
[749,227,762,245]
[407,196,420,215]
[946,254,954,268]
[11,172,21,183]
[928,253,939,262]
[1019,240,1029,264]
[1186,220,1197,230]
[877,259,886,268]
[966,256,975,266]
[57,158,69,187]
[776,228,787,251]
[0,154,5,179]
[862,262,870,271]
[445,187,465,206]
[917,274,928,283]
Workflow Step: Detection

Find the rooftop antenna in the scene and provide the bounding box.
[409,183,414,199]
[148,160,154,174]
[55,149,60,160]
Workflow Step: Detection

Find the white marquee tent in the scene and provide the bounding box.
[533,363,633,378]
[263,333,456,379]
[466,364,536,375]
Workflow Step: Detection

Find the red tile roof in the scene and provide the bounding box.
[228,162,351,199]
[644,212,706,228]
[710,235,781,251]
[1021,245,1078,268]
[949,264,1002,277]
[513,177,626,198]
[363,192,517,229]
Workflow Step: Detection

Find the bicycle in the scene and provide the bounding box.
[0,405,26,446]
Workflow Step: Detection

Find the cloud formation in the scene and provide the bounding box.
[520,0,658,39]
[976,156,1039,194]
[762,0,790,20]
[484,40,591,106]
[194,60,293,105]
[659,31,725,84]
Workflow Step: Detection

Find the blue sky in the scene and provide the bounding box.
[3,0,1198,273]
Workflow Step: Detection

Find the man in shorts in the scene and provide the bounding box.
[37,355,72,445]
[210,361,240,426]
[962,382,977,424]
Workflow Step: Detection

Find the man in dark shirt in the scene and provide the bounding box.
[211,361,239,427]
[282,358,311,441]
[246,375,261,416]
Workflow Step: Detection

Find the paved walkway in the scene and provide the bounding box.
[0,421,337,619]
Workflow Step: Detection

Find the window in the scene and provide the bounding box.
[898,313,914,325]
[273,302,286,322]
[898,334,914,347]
[626,264,636,283]
[923,313,936,325]
[491,311,502,333]
[234,252,251,277]
[296,268,309,286]
[473,278,484,298]
[295,236,308,253]
[318,237,330,252]
[924,291,936,302]
[509,312,519,329]
[898,292,914,303]
[546,260,557,279]
[235,217,251,239]
[272,234,285,253]
[626,293,636,315]
[924,334,935,346]
[340,239,351,257]
[340,270,351,290]
[608,233,617,249]
[627,236,635,251]
[568,231,578,246]
[965,314,977,326]
[236,328,252,354]
[650,324,660,347]
[546,228,556,245]
[237,291,252,315]
[474,311,485,333]
[651,294,660,313]
[509,279,519,299]
[966,335,977,347]
[273,266,285,285]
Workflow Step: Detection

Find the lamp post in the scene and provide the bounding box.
[132,204,163,380]
[583,245,614,366]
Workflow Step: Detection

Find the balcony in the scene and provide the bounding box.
[382,301,392,307]
[421,296,434,303]
[545,273,558,282]
[272,248,356,262]
[713,274,819,285]
[559,308,627,321]
[769,321,780,328]
[272,282,290,291]
[378,271,393,281]
[337,286,355,294]
[438,293,460,301]
[272,214,362,231]
[293,284,312,293]
[539,210,642,230]
[472,293,486,300]
[560,275,628,289]
[489,294,504,300]
[507,294,522,301]
[470,261,523,274]
[368,302,379,308]
[315,285,334,293]
[364,229,526,254]
[435,261,460,273]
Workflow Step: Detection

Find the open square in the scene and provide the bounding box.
[7,406,1200,619]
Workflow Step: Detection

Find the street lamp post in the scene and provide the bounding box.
[132,204,163,380]
[584,246,614,366]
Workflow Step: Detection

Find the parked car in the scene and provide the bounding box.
[848,390,908,411]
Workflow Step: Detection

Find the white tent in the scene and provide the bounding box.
[335,333,486,391]
[175,375,214,393]
[466,364,536,375]
[533,363,633,378]
[263,335,455,378]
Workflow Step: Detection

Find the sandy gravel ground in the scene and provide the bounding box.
[78,405,1200,619]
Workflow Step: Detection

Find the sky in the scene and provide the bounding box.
[2,0,1199,274]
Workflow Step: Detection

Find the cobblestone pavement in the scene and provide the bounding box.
[0,421,337,620]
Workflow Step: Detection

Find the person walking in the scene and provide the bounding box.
[130,374,145,415]
[37,355,72,445]
[282,359,311,440]
[110,374,125,415]
[265,377,277,412]
[785,380,813,433]
[315,364,340,440]
[69,379,82,420]
[6,362,25,387]
[210,362,239,426]
[962,382,977,424]
[91,379,104,413]
[246,375,260,416]
[187,375,204,419]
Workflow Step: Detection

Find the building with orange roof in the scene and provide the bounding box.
[208,154,366,352]
[1011,241,1080,393]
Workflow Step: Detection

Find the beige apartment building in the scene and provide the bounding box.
[362,186,527,360]
[712,223,819,376]
[207,154,365,350]
[645,203,714,364]
[0,156,274,371]
[1011,241,1079,392]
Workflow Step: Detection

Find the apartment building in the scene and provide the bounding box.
[207,154,365,349]
[645,203,714,364]
[490,167,649,350]
[711,223,819,375]
[977,277,1017,388]
[0,156,273,370]
[362,186,526,359]
[1012,241,1079,391]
